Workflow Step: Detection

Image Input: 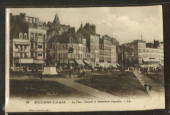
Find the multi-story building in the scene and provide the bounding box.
[47,27,86,66]
[99,35,117,68]
[89,34,100,66]
[10,13,47,71]
[29,27,47,65]
[137,40,164,67]
[10,33,32,71]
[47,14,70,42]
[119,40,164,68]
[77,23,119,67]
[77,23,101,67]
[47,15,119,68]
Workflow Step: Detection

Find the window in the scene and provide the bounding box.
[24,53,28,58]
[15,44,18,49]
[35,33,38,38]
[20,53,24,58]
[24,33,27,39]
[31,32,34,39]
[38,45,42,48]
[35,42,37,48]
[33,18,36,23]
[30,18,33,23]
[21,45,23,51]
[19,33,23,39]
[31,43,34,49]
[38,33,42,38]
[31,52,34,57]
[38,53,42,56]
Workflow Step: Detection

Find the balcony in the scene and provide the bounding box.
[37,38,44,42]
[19,58,34,64]
[33,60,44,64]
[13,39,30,44]
[17,49,30,52]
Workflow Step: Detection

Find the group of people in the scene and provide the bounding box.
[144,83,152,94]
[140,67,162,73]
[57,66,91,78]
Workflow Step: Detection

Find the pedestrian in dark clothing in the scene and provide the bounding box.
[144,83,149,92]
[148,85,152,91]
[144,83,152,93]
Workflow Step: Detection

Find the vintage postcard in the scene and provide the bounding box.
[5,6,165,112]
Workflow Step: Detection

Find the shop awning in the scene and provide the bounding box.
[83,60,90,65]
[68,60,75,64]
[99,63,109,68]
[19,58,33,64]
[75,60,85,66]
[142,58,160,63]
[110,63,117,68]
[33,60,44,64]
[140,64,159,68]
[116,63,120,66]
[15,42,30,45]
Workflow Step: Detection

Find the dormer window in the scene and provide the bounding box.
[19,33,23,39]
[24,33,27,39]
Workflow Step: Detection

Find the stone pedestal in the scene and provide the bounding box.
[42,67,58,75]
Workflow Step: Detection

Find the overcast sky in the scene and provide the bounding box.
[8,6,163,44]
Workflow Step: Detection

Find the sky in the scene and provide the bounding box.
[8,6,163,44]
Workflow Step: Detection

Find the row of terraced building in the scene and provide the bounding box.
[10,13,119,71]
[10,13,163,72]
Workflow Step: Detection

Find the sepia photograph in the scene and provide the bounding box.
[5,6,165,112]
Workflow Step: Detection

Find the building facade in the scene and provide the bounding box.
[47,22,87,67]
[137,40,164,67]
[89,34,100,66]
[76,23,101,67]
[10,13,47,71]
[48,42,86,66]
[119,40,164,68]
[99,35,117,68]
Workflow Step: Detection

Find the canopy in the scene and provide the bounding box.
[75,60,85,66]
[140,64,159,68]
[142,58,160,63]
[34,60,44,64]
[83,60,90,65]
[110,63,117,68]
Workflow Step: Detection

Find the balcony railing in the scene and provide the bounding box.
[19,58,34,64]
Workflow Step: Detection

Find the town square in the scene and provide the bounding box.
[9,7,164,99]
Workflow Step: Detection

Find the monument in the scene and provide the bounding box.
[42,66,58,75]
